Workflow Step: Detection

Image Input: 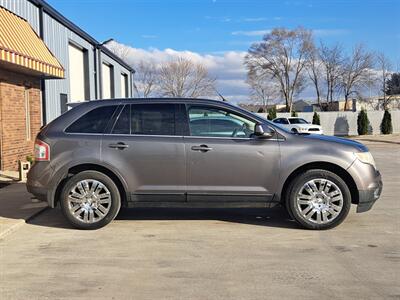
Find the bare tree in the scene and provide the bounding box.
[133,61,159,98]
[341,44,375,109]
[306,45,324,106]
[319,42,344,106]
[104,39,131,63]
[376,52,392,109]
[158,57,215,98]
[246,70,279,109]
[244,27,313,112]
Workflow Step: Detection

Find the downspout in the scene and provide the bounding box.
[97,46,103,99]
[93,46,98,99]
[130,70,135,98]
[38,4,46,125]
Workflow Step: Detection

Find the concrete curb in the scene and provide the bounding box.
[0,206,48,240]
[352,139,400,145]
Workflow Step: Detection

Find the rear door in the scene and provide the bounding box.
[184,104,280,202]
[101,103,186,202]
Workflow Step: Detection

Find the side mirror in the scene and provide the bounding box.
[254,124,273,138]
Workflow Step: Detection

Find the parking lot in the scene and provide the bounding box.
[0,140,399,300]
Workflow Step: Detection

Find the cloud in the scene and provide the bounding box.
[231,29,271,36]
[105,41,250,103]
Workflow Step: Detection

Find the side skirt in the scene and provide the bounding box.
[126,201,280,209]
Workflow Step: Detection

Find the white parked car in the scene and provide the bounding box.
[272,117,323,134]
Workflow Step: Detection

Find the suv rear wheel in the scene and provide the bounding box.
[285,169,351,230]
[60,171,121,229]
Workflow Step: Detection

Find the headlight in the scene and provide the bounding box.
[354,152,376,168]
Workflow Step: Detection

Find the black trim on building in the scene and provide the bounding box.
[29,0,135,73]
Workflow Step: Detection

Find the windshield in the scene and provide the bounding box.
[289,118,308,124]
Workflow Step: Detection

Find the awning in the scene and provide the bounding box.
[0,6,64,78]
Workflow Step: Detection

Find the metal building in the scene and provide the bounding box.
[0,0,134,123]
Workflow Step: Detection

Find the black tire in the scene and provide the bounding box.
[285,169,351,230]
[291,128,298,133]
[60,170,121,229]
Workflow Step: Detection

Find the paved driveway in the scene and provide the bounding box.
[0,142,399,300]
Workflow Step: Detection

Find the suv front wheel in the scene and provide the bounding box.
[285,169,351,230]
[60,171,121,229]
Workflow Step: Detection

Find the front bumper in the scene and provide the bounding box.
[356,170,383,213]
[346,157,383,213]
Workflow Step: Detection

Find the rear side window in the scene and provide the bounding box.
[112,105,130,134]
[131,104,175,135]
[66,106,117,133]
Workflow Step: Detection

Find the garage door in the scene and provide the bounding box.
[68,44,88,102]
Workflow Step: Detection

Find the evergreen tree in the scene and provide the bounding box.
[380,110,393,134]
[357,109,369,135]
[267,107,277,120]
[312,112,321,125]
[386,73,400,96]
[291,110,298,117]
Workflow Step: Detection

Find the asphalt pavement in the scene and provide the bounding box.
[0,141,399,300]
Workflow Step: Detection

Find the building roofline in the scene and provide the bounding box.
[29,0,134,72]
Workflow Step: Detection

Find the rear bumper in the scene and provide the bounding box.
[26,184,48,203]
[356,170,383,213]
[26,161,60,207]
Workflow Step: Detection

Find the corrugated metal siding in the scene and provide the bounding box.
[100,51,132,99]
[0,0,133,123]
[0,0,40,33]
[42,11,96,121]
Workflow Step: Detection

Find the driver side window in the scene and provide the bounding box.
[188,106,256,138]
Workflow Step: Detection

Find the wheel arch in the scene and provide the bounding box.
[279,161,359,205]
[54,163,129,208]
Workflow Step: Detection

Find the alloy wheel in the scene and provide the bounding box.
[296,178,343,224]
[67,179,112,223]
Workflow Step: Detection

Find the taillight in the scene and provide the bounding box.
[34,139,50,161]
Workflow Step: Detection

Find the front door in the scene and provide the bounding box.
[101,103,186,202]
[184,105,280,202]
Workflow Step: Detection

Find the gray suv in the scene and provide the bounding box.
[27,98,382,230]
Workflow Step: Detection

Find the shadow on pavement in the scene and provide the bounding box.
[27,206,300,230]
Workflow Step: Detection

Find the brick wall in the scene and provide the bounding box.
[0,68,41,171]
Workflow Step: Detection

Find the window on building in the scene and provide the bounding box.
[66,106,117,134]
[102,63,114,99]
[120,73,128,98]
[60,94,68,114]
[24,87,31,141]
[68,43,89,102]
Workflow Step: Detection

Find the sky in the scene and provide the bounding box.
[47,0,400,103]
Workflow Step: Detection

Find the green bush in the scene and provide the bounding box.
[291,110,298,117]
[257,107,266,113]
[312,112,321,125]
[380,110,393,134]
[357,109,369,135]
[267,107,277,120]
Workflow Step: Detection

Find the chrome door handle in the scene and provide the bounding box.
[191,145,213,152]
[108,142,129,150]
